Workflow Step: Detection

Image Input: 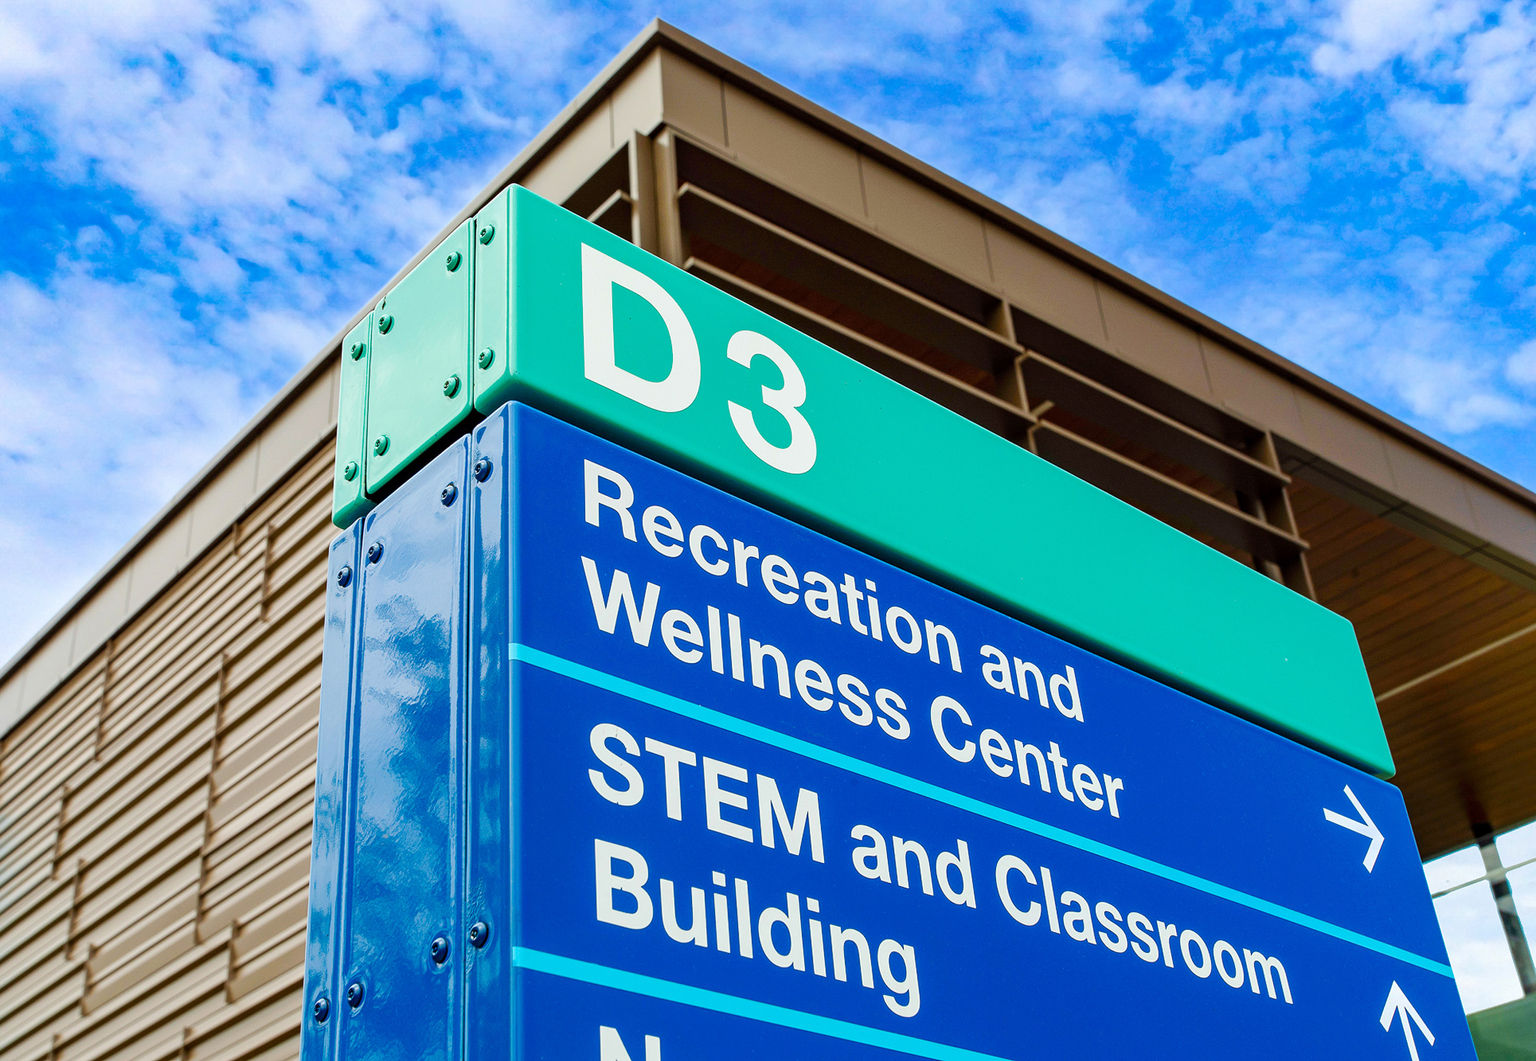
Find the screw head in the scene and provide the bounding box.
[342,460,359,481]
[336,565,352,588]
[377,314,394,334]
[441,482,457,507]
[349,342,366,361]
[468,921,490,948]
[366,541,383,564]
[442,374,461,398]
[444,249,462,272]
[313,996,330,1023]
[346,982,364,1009]
[373,435,389,456]
[430,936,449,964]
[477,223,495,245]
[477,347,495,370]
[473,457,492,482]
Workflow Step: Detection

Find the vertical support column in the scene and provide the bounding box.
[1243,431,1316,599]
[628,131,658,255]
[1015,350,1049,456]
[1476,824,1536,996]
[988,307,1025,410]
[649,129,686,267]
[986,300,1022,408]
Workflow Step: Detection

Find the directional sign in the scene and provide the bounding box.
[490,660,1466,1058]
[483,402,1444,959]
[299,400,1474,1059]
[332,184,1392,777]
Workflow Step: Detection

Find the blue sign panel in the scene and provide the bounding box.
[473,402,1472,1058]
[305,400,1473,1060]
[307,445,467,1061]
[495,664,1465,1058]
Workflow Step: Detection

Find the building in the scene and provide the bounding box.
[3,20,1534,1060]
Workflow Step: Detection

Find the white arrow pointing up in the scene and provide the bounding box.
[1381,981,1434,1060]
[1324,784,1384,872]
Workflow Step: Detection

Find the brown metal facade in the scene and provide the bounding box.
[1,448,330,1059]
[4,22,1536,1058]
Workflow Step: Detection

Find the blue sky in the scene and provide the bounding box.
[1,0,1535,1012]
[3,1,1535,665]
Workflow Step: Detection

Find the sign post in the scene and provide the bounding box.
[305,188,1472,1059]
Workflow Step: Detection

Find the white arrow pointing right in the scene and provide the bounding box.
[1324,784,1385,872]
[1381,981,1435,1060]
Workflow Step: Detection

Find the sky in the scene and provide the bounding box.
[1,0,1535,1012]
[3,0,1536,664]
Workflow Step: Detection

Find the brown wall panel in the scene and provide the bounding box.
[0,447,333,1061]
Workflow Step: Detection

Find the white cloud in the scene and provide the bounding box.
[929,10,1536,444]
[0,10,55,78]
[1191,130,1306,203]
[1384,222,1517,306]
[1276,300,1532,435]
[676,0,982,80]
[1388,350,1532,431]
[1022,0,1147,40]
[1507,337,1536,385]
[218,308,337,371]
[1391,6,1536,184]
[1307,1,1536,186]
[0,264,254,658]
[1312,0,1491,76]
[287,0,382,60]
[1000,159,1154,264]
[1133,209,1536,440]
[0,0,608,665]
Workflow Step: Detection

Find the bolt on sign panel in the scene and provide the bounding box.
[303,402,1472,1061]
[309,435,470,1061]
[333,186,1388,774]
[333,316,373,526]
[333,220,475,520]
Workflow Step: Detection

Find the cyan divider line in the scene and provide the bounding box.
[511,946,1011,1061]
[509,642,1454,979]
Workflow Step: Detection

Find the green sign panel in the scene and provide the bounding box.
[332,185,1392,777]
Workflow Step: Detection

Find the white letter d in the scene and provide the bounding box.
[582,243,700,413]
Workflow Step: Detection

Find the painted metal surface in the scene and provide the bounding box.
[496,404,1434,960]
[364,221,475,493]
[505,664,1464,1058]
[331,185,1390,775]
[303,402,1469,1060]
[302,522,361,1060]
[306,437,472,1061]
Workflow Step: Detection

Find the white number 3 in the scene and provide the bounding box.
[726,331,817,475]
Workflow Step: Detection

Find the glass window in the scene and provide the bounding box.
[1425,821,1536,1014]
